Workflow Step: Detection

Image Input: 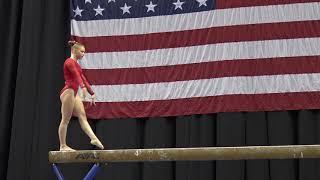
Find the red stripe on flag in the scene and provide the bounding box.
[216,0,320,9]
[83,56,320,85]
[74,20,320,52]
[84,92,320,119]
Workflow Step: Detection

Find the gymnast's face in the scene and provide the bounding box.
[72,45,86,60]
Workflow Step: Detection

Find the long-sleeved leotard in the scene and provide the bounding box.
[60,58,94,96]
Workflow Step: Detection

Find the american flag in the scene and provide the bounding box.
[70,0,320,119]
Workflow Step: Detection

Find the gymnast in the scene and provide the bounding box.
[58,40,104,151]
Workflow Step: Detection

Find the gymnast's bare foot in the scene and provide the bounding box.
[90,139,104,150]
[60,145,76,151]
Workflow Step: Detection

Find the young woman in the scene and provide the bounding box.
[58,40,104,151]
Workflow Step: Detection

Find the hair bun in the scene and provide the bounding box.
[68,40,77,47]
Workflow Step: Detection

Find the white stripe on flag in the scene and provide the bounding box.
[71,2,320,37]
[79,38,320,69]
[85,73,320,102]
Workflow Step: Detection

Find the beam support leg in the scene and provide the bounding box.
[52,163,64,180]
[83,163,101,180]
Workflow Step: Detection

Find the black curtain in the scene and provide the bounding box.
[1,0,320,179]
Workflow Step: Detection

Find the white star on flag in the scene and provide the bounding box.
[73,6,84,17]
[85,0,92,4]
[107,0,115,3]
[120,3,132,15]
[196,0,207,7]
[173,0,185,10]
[145,1,157,12]
[94,5,105,16]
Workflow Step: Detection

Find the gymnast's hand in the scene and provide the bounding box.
[90,94,96,106]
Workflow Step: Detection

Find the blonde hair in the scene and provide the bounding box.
[68,40,84,50]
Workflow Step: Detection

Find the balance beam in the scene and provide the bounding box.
[49,145,320,163]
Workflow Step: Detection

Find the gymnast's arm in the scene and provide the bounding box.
[81,73,94,96]
[81,73,96,105]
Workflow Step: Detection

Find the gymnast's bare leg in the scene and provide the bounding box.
[73,95,104,149]
[59,89,76,151]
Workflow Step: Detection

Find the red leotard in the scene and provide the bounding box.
[60,58,94,96]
